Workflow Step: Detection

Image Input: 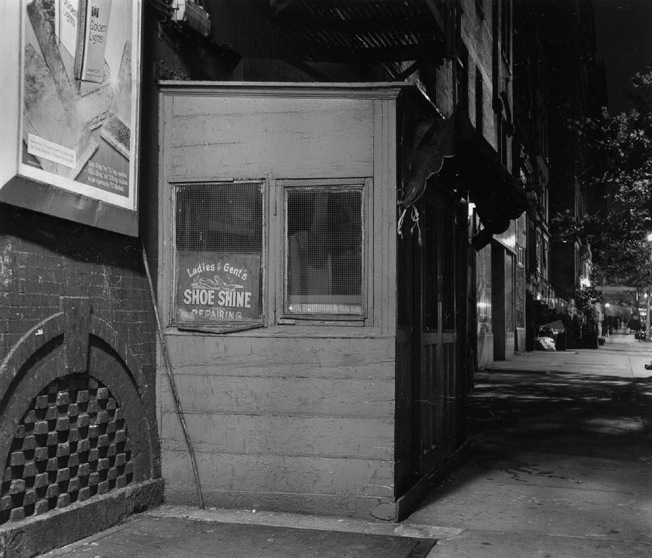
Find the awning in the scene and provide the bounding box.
[454,111,529,249]
[398,106,528,250]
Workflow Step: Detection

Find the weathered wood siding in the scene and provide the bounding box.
[166,93,374,181]
[159,335,396,516]
[158,84,399,519]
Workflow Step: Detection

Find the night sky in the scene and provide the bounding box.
[593,0,652,112]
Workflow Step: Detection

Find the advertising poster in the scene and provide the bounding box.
[20,0,140,213]
[176,252,262,326]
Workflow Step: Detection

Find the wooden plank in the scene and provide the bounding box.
[170,94,373,118]
[164,335,395,380]
[372,98,398,335]
[163,485,389,520]
[161,413,394,460]
[162,450,394,498]
[394,327,415,496]
[158,375,395,419]
[167,96,373,180]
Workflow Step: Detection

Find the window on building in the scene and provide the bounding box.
[456,44,469,114]
[528,223,537,273]
[500,0,512,63]
[517,245,525,267]
[536,230,543,275]
[500,116,508,167]
[475,68,483,135]
[172,181,265,331]
[170,178,369,331]
[284,181,365,319]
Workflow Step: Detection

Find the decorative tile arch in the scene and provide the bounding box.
[0,297,158,524]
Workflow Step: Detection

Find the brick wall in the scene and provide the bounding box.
[0,208,155,357]
[463,0,500,151]
[0,202,162,557]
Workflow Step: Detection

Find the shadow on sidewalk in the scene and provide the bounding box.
[407,366,652,544]
[467,370,652,450]
[410,370,652,530]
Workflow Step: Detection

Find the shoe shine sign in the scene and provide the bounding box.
[176,253,261,325]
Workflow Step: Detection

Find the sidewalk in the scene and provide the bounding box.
[41,334,652,557]
[409,332,652,556]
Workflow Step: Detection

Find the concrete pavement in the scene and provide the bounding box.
[410,332,652,556]
[40,333,652,557]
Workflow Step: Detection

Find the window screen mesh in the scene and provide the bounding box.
[174,182,264,328]
[286,188,363,316]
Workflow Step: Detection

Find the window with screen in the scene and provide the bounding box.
[173,181,264,331]
[284,184,364,318]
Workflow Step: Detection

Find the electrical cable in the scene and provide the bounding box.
[141,242,205,509]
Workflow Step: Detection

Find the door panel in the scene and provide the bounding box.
[414,188,463,477]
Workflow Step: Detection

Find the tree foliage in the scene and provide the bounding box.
[552,68,652,287]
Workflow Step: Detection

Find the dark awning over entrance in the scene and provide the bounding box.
[454,111,528,249]
[399,105,528,250]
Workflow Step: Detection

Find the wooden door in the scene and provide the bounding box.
[414,187,464,476]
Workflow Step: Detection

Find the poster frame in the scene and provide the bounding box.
[0,0,143,237]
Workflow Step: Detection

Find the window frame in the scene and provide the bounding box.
[166,176,374,333]
[169,179,268,333]
[277,178,369,324]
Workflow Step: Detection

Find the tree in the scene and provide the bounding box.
[553,68,652,289]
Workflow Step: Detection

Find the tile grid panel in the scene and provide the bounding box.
[0,375,133,523]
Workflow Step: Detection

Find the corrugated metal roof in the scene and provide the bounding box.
[271,0,448,63]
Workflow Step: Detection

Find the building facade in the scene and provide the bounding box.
[514,0,607,349]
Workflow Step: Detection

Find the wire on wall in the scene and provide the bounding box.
[141,242,205,509]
